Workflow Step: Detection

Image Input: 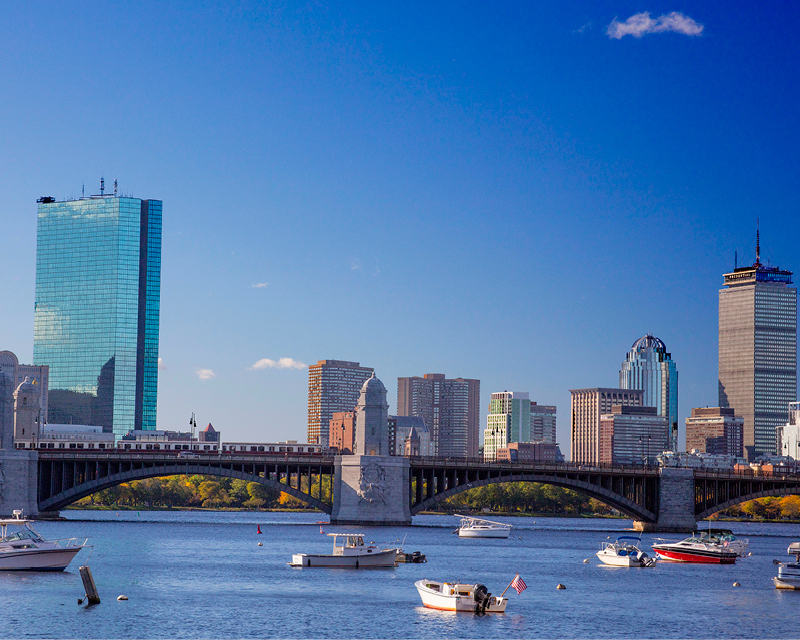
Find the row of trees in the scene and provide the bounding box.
[73,475,800,520]
[75,475,332,510]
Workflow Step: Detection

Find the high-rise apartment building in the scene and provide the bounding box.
[619,335,678,451]
[530,402,557,443]
[685,407,744,457]
[307,360,373,445]
[33,189,161,437]
[570,388,643,464]
[719,237,796,460]
[396,373,480,458]
[599,406,669,465]
[483,391,530,461]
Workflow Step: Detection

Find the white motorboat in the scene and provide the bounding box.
[454,514,511,539]
[773,542,800,589]
[596,535,657,567]
[415,579,508,613]
[0,510,89,571]
[289,533,398,568]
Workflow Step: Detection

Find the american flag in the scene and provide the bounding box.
[511,574,527,594]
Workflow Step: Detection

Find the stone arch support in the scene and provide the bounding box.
[409,472,656,522]
[39,464,332,513]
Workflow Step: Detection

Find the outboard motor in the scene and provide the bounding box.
[473,584,491,614]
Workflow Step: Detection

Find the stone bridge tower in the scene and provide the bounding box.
[331,373,411,525]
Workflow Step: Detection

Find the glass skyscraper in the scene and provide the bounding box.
[719,244,796,460]
[34,192,162,437]
[619,335,678,452]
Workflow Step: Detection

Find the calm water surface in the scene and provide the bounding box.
[3,511,799,639]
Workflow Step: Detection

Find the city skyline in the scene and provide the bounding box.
[1,3,798,454]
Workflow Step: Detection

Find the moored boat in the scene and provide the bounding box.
[454,514,511,539]
[415,579,508,613]
[596,535,657,567]
[652,530,741,564]
[0,510,89,571]
[289,533,397,568]
[773,542,800,589]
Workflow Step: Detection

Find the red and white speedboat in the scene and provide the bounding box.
[652,529,745,564]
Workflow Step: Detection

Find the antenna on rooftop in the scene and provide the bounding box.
[755,218,761,266]
[82,184,84,198]
[735,251,737,269]
[114,179,118,196]
[100,177,105,196]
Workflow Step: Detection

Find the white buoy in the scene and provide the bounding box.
[117,595,128,601]
[733,582,741,587]
[748,552,753,556]
[257,542,263,546]
[583,559,589,563]
[557,583,566,590]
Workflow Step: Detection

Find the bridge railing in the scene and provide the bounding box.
[407,457,657,473]
[38,451,335,465]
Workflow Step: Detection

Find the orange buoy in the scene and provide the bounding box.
[320,525,324,534]
[257,525,262,534]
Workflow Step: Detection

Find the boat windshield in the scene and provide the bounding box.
[0,527,44,544]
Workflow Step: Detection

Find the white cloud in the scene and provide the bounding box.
[252,282,268,288]
[196,368,216,380]
[607,11,703,39]
[158,357,166,370]
[575,22,592,34]
[249,357,307,371]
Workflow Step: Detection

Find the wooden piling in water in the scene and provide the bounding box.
[79,565,100,605]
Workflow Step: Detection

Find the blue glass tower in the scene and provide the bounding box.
[33,190,161,437]
[619,335,679,452]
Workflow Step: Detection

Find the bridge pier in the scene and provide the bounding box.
[330,455,411,526]
[633,467,697,533]
[0,450,39,517]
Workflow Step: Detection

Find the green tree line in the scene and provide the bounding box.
[74,474,332,510]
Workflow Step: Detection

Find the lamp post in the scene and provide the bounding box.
[189,413,197,449]
[639,434,652,466]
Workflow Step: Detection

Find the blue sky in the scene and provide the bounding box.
[1,2,798,453]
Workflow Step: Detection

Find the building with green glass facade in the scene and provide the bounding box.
[483,391,530,461]
[33,192,161,437]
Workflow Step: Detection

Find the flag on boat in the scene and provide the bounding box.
[511,574,527,594]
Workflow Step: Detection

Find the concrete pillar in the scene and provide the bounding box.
[330,454,411,525]
[633,467,697,533]
[0,449,40,517]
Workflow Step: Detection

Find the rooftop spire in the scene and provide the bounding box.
[755,218,761,267]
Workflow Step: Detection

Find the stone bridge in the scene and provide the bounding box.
[16,452,800,531]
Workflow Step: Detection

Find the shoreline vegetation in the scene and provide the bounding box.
[66,474,800,523]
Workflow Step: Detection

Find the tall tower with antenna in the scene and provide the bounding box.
[719,225,796,460]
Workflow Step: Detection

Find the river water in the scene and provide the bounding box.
[3,511,799,639]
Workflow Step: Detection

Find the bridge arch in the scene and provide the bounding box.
[696,486,800,521]
[409,473,657,522]
[39,464,332,513]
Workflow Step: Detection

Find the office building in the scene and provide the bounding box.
[397,373,480,458]
[570,388,643,464]
[685,407,744,457]
[33,188,162,437]
[619,335,678,451]
[389,415,432,457]
[777,402,800,459]
[719,236,796,459]
[483,391,530,461]
[0,351,49,425]
[599,405,669,465]
[307,360,373,445]
[530,402,557,443]
[329,410,357,454]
